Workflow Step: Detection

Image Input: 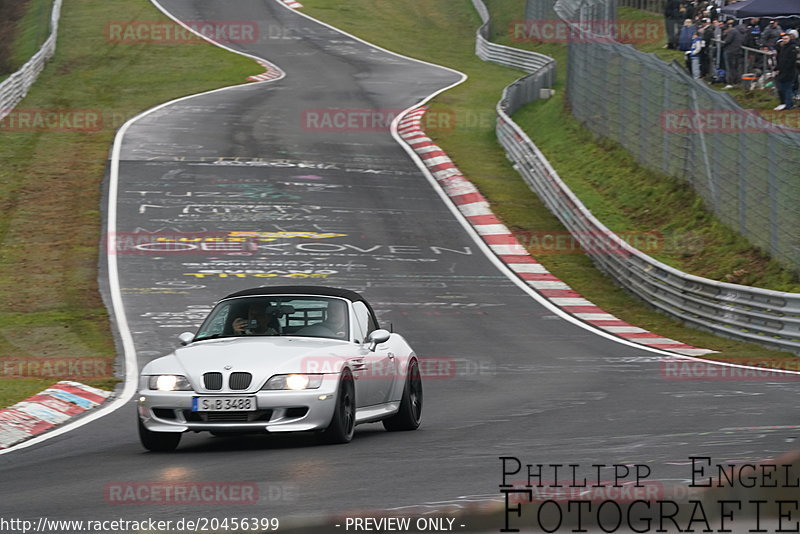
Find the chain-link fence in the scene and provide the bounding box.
[474,0,800,351]
[0,0,62,122]
[544,0,800,274]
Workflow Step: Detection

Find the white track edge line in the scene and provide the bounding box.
[393,115,800,373]
[0,1,287,456]
[4,0,794,456]
[282,0,800,375]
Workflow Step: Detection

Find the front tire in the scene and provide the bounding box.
[383,359,422,431]
[321,370,355,444]
[138,416,181,452]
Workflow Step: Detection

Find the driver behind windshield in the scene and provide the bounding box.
[232,302,280,336]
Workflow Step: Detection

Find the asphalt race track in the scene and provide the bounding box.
[1,0,799,528]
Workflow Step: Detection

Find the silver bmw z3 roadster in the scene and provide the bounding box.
[137,286,422,451]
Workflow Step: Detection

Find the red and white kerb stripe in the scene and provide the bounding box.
[247,59,285,82]
[0,381,111,449]
[398,107,714,357]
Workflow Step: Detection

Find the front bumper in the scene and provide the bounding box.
[138,375,339,433]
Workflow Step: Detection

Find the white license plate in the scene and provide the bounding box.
[192,396,257,412]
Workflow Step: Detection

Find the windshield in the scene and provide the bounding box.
[194,296,350,342]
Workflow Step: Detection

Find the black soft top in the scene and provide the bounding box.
[224,285,366,302]
[222,286,379,327]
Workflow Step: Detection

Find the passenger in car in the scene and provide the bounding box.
[296,300,348,339]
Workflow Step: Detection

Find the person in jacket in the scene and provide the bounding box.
[678,18,697,51]
[723,22,748,88]
[698,18,714,77]
[744,17,762,48]
[664,0,683,48]
[761,19,783,49]
[774,32,798,110]
[687,31,705,78]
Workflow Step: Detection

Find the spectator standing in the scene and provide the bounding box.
[699,18,714,76]
[664,0,683,48]
[741,17,762,72]
[744,17,762,48]
[678,18,697,52]
[687,31,705,78]
[761,19,783,49]
[774,32,798,110]
[683,1,697,22]
[721,19,735,45]
[723,22,748,88]
[712,18,723,41]
[708,19,725,80]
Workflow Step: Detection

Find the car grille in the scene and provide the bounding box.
[203,372,223,390]
[229,372,252,390]
[183,410,273,423]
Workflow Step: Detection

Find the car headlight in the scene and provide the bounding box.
[262,374,324,390]
[148,375,192,391]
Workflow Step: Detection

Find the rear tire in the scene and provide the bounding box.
[138,416,181,452]
[321,370,355,444]
[383,359,422,431]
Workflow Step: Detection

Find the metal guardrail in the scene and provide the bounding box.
[497,112,800,353]
[471,0,555,74]
[470,0,800,353]
[557,0,800,272]
[0,0,63,122]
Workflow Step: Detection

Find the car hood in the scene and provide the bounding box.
[142,337,356,389]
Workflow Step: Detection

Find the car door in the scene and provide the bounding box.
[351,301,397,406]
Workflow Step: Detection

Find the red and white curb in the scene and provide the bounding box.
[398,107,715,357]
[0,381,112,449]
[247,59,285,83]
[277,0,303,9]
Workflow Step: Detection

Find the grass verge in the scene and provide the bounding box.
[10,0,54,69]
[488,4,800,291]
[0,0,53,79]
[0,0,258,407]
[301,0,798,362]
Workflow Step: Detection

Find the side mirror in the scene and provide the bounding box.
[367,329,391,351]
[178,332,195,346]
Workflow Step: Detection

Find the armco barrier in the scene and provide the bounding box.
[471,0,800,354]
[0,0,63,122]
[472,0,555,77]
